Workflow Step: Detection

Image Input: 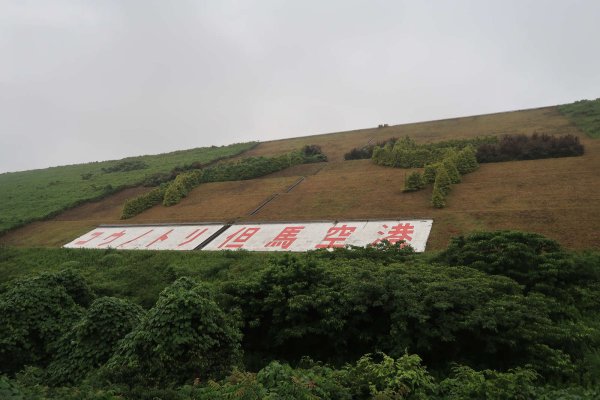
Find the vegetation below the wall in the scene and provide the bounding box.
[0,142,257,235]
[559,98,600,139]
[0,231,599,398]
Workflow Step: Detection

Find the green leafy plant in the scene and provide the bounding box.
[439,365,538,400]
[0,270,93,374]
[121,185,166,219]
[47,297,144,386]
[343,352,434,400]
[102,277,242,387]
[403,171,426,192]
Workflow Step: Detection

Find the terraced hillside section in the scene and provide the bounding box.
[1,106,598,250]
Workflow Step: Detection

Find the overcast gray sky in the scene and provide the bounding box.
[1,0,599,173]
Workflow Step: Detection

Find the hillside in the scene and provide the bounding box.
[0,142,256,234]
[1,104,599,250]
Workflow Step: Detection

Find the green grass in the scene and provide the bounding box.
[0,143,257,234]
[559,98,600,138]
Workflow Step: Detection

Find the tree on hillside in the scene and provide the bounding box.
[0,270,93,374]
[455,145,479,174]
[404,171,426,192]
[47,297,144,386]
[434,165,451,194]
[102,277,242,387]
[423,163,439,184]
[442,158,461,184]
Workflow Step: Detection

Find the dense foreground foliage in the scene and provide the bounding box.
[0,231,599,399]
[0,142,256,234]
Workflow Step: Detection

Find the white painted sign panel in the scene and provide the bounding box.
[202,220,433,252]
[202,222,334,252]
[64,220,433,252]
[64,224,224,250]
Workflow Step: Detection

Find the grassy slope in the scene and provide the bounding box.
[559,98,600,138]
[1,104,599,251]
[0,142,256,233]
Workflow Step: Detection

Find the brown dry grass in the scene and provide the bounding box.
[2,106,598,250]
[127,176,299,224]
[241,106,570,161]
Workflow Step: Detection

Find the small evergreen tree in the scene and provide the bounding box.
[434,165,451,195]
[423,163,438,183]
[431,185,446,208]
[0,270,92,374]
[404,171,425,192]
[47,297,144,386]
[443,158,461,184]
[456,145,479,174]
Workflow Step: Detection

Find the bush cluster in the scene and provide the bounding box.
[101,160,148,173]
[163,170,203,206]
[373,133,582,209]
[102,278,242,387]
[120,185,166,219]
[476,133,584,162]
[121,146,327,218]
[344,137,398,160]
[400,146,479,208]
[371,136,496,168]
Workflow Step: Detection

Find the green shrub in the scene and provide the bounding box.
[433,166,451,196]
[403,171,426,192]
[372,136,496,168]
[438,231,563,290]
[476,133,585,162]
[102,277,242,387]
[256,360,350,400]
[455,145,479,174]
[343,352,434,399]
[372,137,488,209]
[439,365,538,400]
[121,146,327,214]
[0,270,92,374]
[0,375,25,400]
[47,297,144,386]
[423,163,438,184]
[102,160,148,173]
[431,185,446,208]
[163,170,202,206]
[160,148,324,207]
[121,186,166,219]
[442,158,461,184]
